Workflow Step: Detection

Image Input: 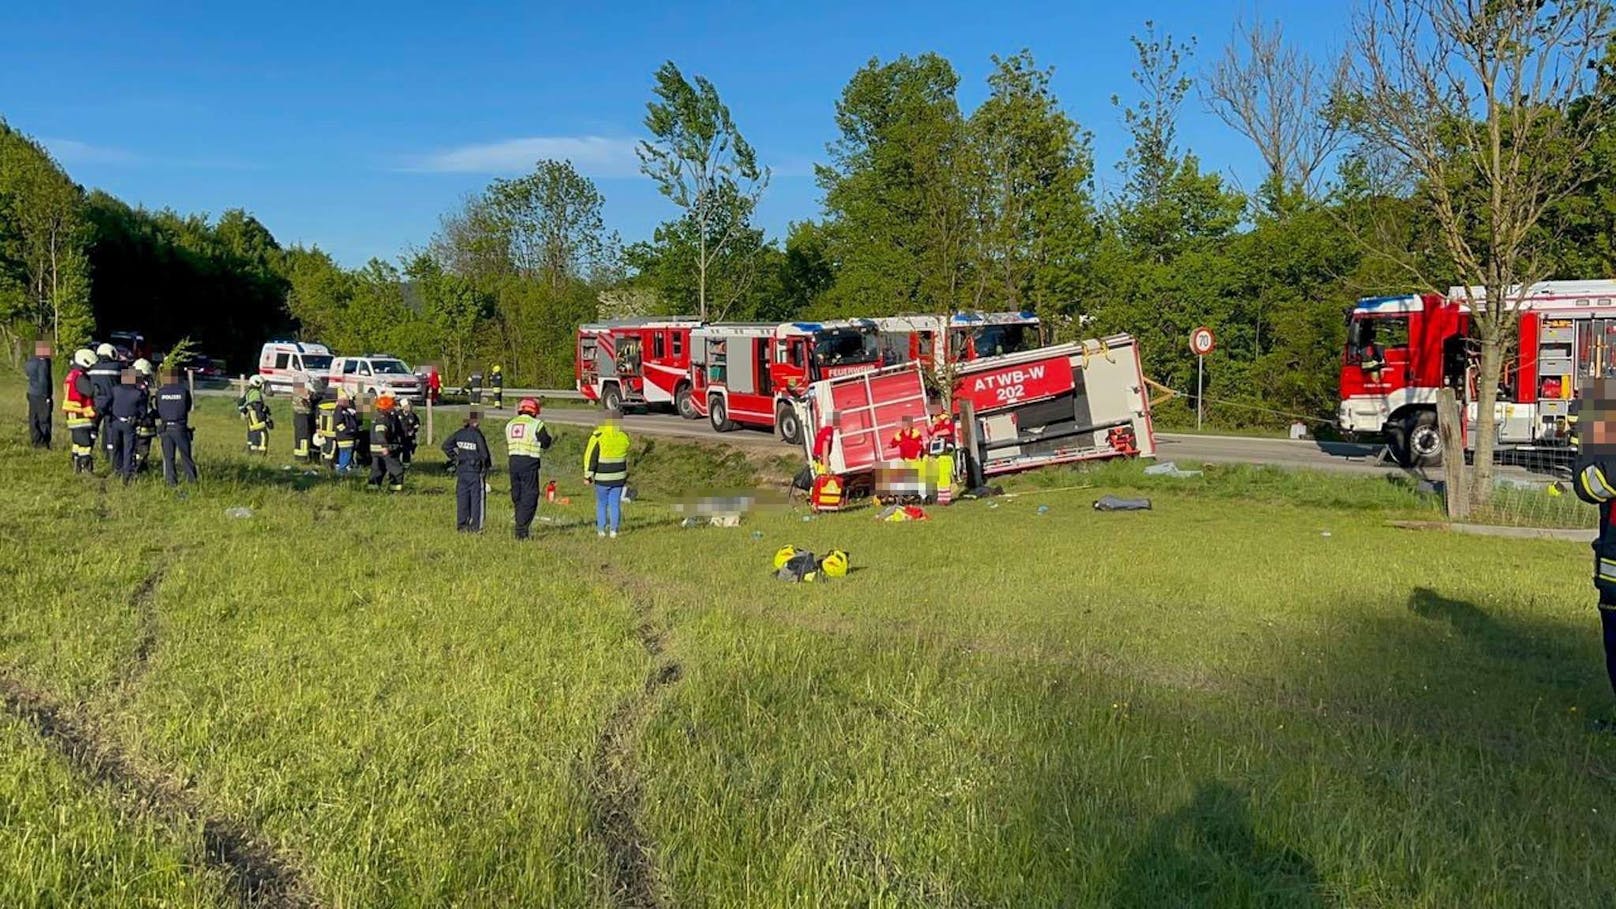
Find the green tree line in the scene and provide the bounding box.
[4,13,1611,423]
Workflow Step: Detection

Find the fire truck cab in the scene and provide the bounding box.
[575,318,701,415]
[690,319,882,443]
[872,311,1044,370]
[1338,280,1616,466]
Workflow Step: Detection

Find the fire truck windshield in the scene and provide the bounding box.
[1345,314,1409,363]
[971,323,1037,357]
[814,329,879,365]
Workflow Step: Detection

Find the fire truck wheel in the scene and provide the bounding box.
[709,397,735,432]
[602,384,623,414]
[777,405,803,445]
[676,386,697,420]
[1394,410,1443,468]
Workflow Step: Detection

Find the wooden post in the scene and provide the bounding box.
[1437,387,1470,520]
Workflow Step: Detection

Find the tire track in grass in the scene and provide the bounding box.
[0,675,319,908]
[585,563,684,909]
[120,563,167,693]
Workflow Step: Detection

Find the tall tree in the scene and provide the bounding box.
[0,120,93,353]
[1343,0,1612,500]
[966,51,1097,317]
[1110,24,1244,265]
[486,159,609,290]
[1205,17,1345,212]
[818,53,973,316]
[638,61,770,320]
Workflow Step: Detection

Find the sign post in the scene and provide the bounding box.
[1189,326,1216,430]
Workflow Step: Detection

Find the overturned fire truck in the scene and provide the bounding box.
[798,333,1156,503]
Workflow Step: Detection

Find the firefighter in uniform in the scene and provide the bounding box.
[131,359,158,473]
[88,342,121,463]
[238,375,271,454]
[490,364,504,409]
[505,397,554,539]
[397,397,421,465]
[442,411,493,532]
[584,408,631,538]
[292,376,322,463]
[107,369,148,483]
[63,348,99,473]
[155,370,198,486]
[316,396,338,466]
[467,371,484,407]
[1571,393,1616,713]
[333,391,360,472]
[367,396,406,491]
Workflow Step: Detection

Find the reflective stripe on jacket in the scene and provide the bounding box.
[584,424,630,487]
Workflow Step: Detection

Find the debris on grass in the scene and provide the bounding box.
[1093,495,1150,512]
[1144,461,1202,478]
[224,506,253,519]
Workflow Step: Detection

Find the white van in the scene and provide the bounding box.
[328,355,423,401]
[258,341,334,395]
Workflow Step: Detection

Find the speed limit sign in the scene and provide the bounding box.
[1190,326,1216,356]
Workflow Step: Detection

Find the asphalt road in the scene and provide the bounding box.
[206,387,1554,482]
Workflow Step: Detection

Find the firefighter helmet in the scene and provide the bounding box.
[518,397,540,416]
[96,342,116,358]
[248,375,264,388]
[820,549,850,578]
[73,348,96,368]
[772,545,801,571]
[492,364,502,373]
[132,358,153,376]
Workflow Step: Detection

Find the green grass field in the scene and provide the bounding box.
[0,377,1612,907]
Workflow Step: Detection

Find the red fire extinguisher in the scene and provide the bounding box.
[545,480,557,503]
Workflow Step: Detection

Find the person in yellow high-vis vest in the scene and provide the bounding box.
[505,398,554,539]
[584,408,631,538]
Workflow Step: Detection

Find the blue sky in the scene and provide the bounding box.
[1,1,1350,267]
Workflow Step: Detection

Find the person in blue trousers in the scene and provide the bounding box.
[583,407,631,538]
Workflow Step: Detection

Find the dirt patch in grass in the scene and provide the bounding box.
[584,563,685,909]
[0,675,319,907]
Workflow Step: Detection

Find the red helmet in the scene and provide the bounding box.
[518,397,541,416]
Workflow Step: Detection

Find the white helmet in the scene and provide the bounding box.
[73,348,96,368]
[96,342,115,358]
[248,375,264,388]
[133,358,153,376]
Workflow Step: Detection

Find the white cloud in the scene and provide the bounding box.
[41,138,141,166]
[402,136,644,177]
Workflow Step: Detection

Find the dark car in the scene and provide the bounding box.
[164,353,227,380]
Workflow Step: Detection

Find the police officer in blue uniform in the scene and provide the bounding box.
[155,370,197,486]
[107,369,148,483]
[441,411,492,532]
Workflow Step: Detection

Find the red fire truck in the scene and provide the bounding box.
[689,319,884,443]
[575,318,702,414]
[800,333,1156,492]
[1337,280,1616,466]
[871,310,1045,369]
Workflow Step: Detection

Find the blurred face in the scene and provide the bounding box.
[1584,379,1616,454]
[35,342,51,357]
